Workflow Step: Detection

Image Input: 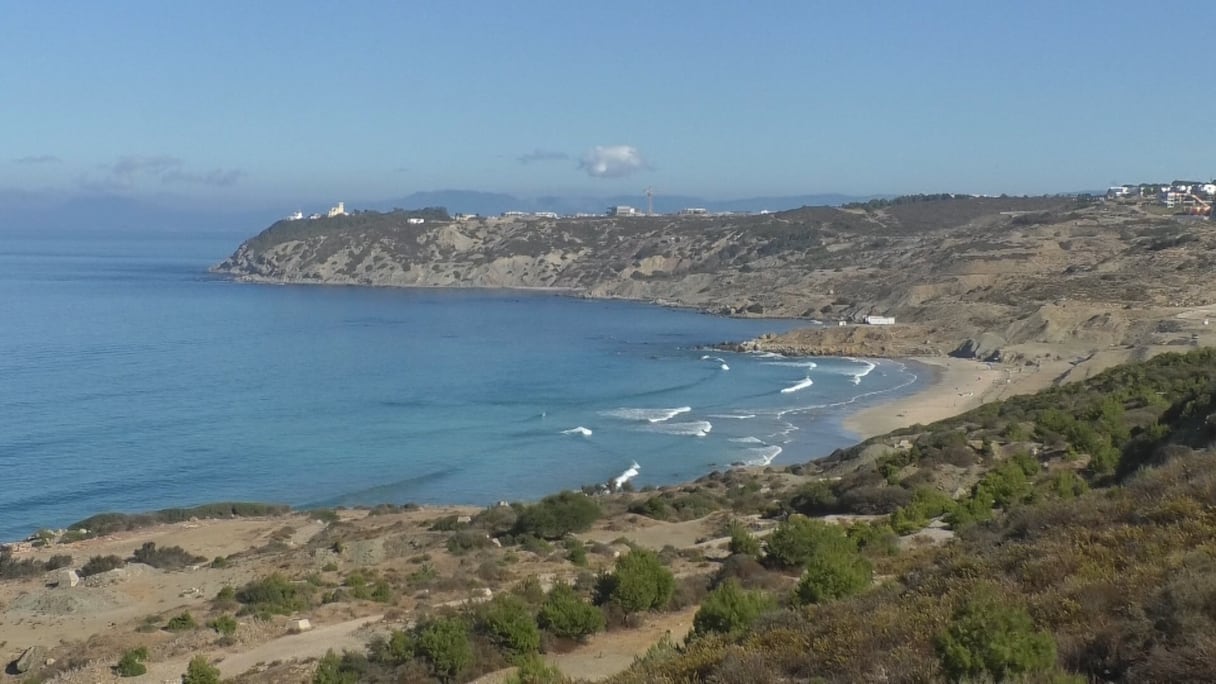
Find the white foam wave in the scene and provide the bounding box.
[644,420,712,437]
[764,361,818,369]
[601,406,692,423]
[743,445,783,466]
[730,436,765,444]
[780,377,814,394]
[748,351,786,359]
[613,461,640,488]
[708,413,756,420]
[700,355,730,371]
[561,426,592,437]
[847,358,877,385]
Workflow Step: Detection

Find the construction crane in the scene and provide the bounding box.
[1186,192,1212,219]
[643,187,654,216]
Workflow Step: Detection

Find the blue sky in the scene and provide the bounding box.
[2,1,1214,208]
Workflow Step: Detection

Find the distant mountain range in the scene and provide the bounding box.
[2,189,884,234]
[373,190,882,216]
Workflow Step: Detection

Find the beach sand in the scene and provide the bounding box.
[845,357,1017,439]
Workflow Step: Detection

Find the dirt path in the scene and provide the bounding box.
[143,614,385,681]
[548,608,696,681]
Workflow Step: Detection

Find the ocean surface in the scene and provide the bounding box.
[0,231,924,541]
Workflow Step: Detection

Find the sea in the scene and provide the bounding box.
[0,231,925,541]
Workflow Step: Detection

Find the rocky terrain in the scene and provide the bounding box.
[214,197,1216,362]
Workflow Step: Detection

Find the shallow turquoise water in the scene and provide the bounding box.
[0,232,922,540]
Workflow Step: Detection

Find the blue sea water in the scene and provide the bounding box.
[0,232,924,541]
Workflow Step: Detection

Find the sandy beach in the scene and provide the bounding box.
[845,357,1015,439]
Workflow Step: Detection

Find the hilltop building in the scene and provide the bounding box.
[327,202,347,218]
[609,205,638,217]
[679,207,708,215]
[286,211,304,221]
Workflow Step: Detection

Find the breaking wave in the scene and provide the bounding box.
[561,426,592,437]
[780,377,814,394]
[742,445,783,467]
[730,436,765,444]
[847,358,877,385]
[700,355,730,371]
[601,406,692,423]
[708,413,756,420]
[613,461,640,488]
[764,361,818,369]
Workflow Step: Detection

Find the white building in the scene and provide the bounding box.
[865,315,896,325]
[327,201,347,218]
[286,211,304,221]
[1201,183,1216,197]
[407,217,425,225]
[609,205,638,217]
[1107,186,1133,198]
[679,207,708,215]
[534,211,559,219]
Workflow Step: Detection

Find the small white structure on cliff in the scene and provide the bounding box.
[286,210,303,221]
[407,217,425,224]
[327,201,347,218]
[865,315,896,325]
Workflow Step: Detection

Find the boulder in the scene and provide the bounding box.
[14,646,44,674]
[52,568,79,588]
[292,618,312,632]
[951,332,1006,362]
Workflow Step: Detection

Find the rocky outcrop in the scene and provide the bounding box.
[951,332,1007,361]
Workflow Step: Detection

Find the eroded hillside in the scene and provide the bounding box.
[215,198,1216,358]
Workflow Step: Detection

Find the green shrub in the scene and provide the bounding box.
[0,547,72,579]
[564,537,588,566]
[935,588,1057,682]
[415,617,473,682]
[79,554,126,577]
[762,515,854,569]
[478,594,541,655]
[446,529,492,555]
[313,649,365,684]
[165,611,198,631]
[692,579,775,636]
[132,541,206,569]
[511,491,601,540]
[595,549,675,614]
[309,508,341,524]
[235,573,314,614]
[538,583,604,640]
[727,521,762,557]
[115,647,148,677]
[208,613,237,636]
[794,547,872,604]
[182,655,221,684]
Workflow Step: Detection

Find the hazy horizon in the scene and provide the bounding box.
[3,1,1214,217]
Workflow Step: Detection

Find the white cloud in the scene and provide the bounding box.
[579,145,648,178]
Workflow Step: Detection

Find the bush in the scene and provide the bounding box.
[313,649,364,684]
[692,579,775,637]
[564,537,588,566]
[478,594,541,656]
[132,541,207,569]
[538,583,605,640]
[794,547,872,604]
[165,610,198,631]
[595,549,675,614]
[762,515,854,569]
[415,617,473,682]
[0,547,72,579]
[236,573,314,614]
[45,554,73,570]
[727,522,761,557]
[79,554,126,577]
[208,613,237,636]
[511,491,601,540]
[446,530,492,555]
[936,588,1057,682]
[182,655,221,684]
[115,647,148,677]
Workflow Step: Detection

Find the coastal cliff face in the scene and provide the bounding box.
[215,198,1216,358]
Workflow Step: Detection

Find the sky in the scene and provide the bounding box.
[2,1,1215,210]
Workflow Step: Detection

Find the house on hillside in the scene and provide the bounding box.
[609,206,638,217]
[327,201,347,218]
[865,315,896,325]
